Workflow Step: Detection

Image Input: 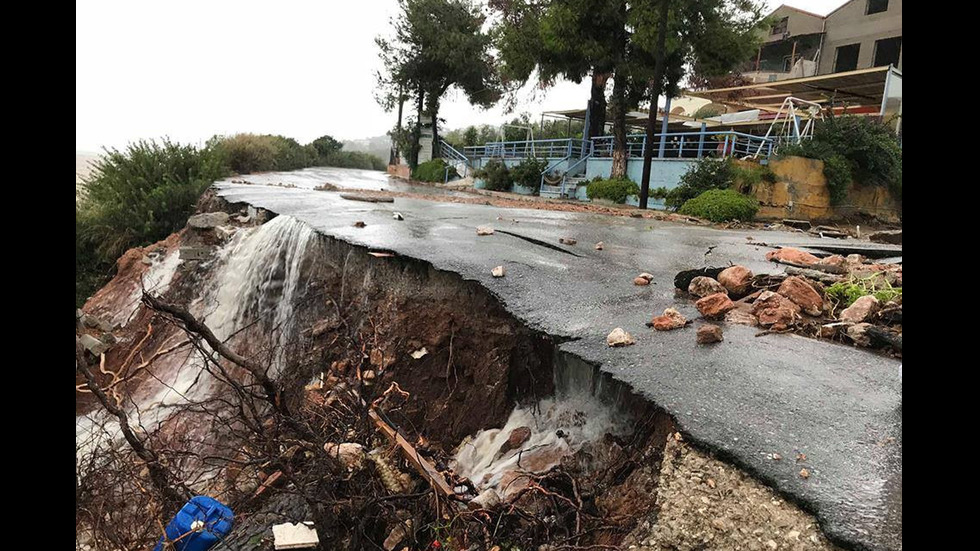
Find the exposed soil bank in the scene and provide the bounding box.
[77,191,852,550]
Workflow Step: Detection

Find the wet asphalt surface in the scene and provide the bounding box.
[215,171,902,551]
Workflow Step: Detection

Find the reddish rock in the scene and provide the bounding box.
[717,265,753,296]
[695,293,736,319]
[840,295,880,323]
[765,247,820,265]
[650,308,687,331]
[696,324,724,344]
[633,277,650,286]
[751,291,801,330]
[816,255,846,268]
[497,426,532,458]
[688,276,727,298]
[777,276,824,316]
[724,309,758,326]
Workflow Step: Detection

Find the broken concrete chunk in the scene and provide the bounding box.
[476,226,494,236]
[353,221,366,228]
[840,295,880,323]
[649,308,687,331]
[392,212,404,220]
[776,276,824,316]
[79,334,108,356]
[868,229,902,245]
[272,522,320,550]
[491,265,505,278]
[559,237,577,245]
[695,293,735,319]
[717,265,753,296]
[606,327,635,347]
[697,324,723,344]
[187,211,230,230]
[594,241,604,250]
[688,276,727,298]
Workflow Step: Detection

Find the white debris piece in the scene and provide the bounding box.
[273,522,320,550]
[393,212,404,220]
[411,347,429,359]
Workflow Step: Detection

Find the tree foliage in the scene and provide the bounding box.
[376,0,501,167]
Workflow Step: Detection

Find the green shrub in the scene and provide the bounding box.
[666,158,738,209]
[212,133,279,173]
[678,189,758,222]
[778,115,902,204]
[267,136,318,171]
[76,139,228,306]
[413,158,457,182]
[509,157,548,192]
[474,159,511,191]
[586,177,640,204]
[650,186,669,200]
[825,275,902,308]
[821,154,852,206]
[325,150,387,171]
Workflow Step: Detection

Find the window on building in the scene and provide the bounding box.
[771,17,788,35]
[834,43,860,72]
[873,36,902,68]
[866,0,888,15]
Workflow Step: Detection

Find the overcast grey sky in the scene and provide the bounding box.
[75,0,847,152]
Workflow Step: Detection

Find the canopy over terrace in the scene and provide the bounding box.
[542,108,696,133]
[686,65,902,123]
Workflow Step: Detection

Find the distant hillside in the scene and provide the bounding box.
[342,135,391,162]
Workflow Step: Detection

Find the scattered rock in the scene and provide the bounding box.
[674,267,725,291]
[353,221,366,228]
[607,328,635,347]
[717,265,753,296]
[179,246,211,261]
[696,324,723,344]
[868,229,902,245]
[799,468,810,479]
[79,334,109,356]
[688,276,727,298]
[765,247,820,265]
[187,211,230,230]
[877,303,902,324]
[776,276,823,316]
[649,308,688,331]
[559,237,577,246]
[724,309,758,326]
[695,293,735,319]
[323,442,366,473]
[595,241,604,250]
[476,226,494,236]
[362,370,376,385]
[638,272,654,281]
[491,265,505,278]
[410,347,428,360]
[340,193,394,203]
[818,322,851,338]
[497,427,532,457]
[840,295,880,323]
[771,453,782,461]
[392,212,404,220]
[634,277,651,286]
[846,323,872,346]
[751,291,801,330]
[816,255,846,268]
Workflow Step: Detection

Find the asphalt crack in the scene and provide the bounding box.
[495,229,584,258]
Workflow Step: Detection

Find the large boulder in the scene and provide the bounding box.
[752,291,801,330]
[717,265,753,296]
[776,276,824,316]
[187,211,230,230]
[765,247,820,265]
[688,276,727,298]
[840,295,880,323]
[695,293,736,319]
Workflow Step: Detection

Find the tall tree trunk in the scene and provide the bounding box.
[610,74,628,179]
[639,0,672,208]
[587,72,610,140]
[410,87,425,170]
[426,94,441,159]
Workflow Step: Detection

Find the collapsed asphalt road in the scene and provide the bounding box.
[215,175,902,551]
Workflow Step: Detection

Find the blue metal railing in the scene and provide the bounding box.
[463,138,589,160]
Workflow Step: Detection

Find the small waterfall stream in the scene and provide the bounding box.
[452,354,632,500]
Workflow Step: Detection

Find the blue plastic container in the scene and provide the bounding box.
[152,496,234,551]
